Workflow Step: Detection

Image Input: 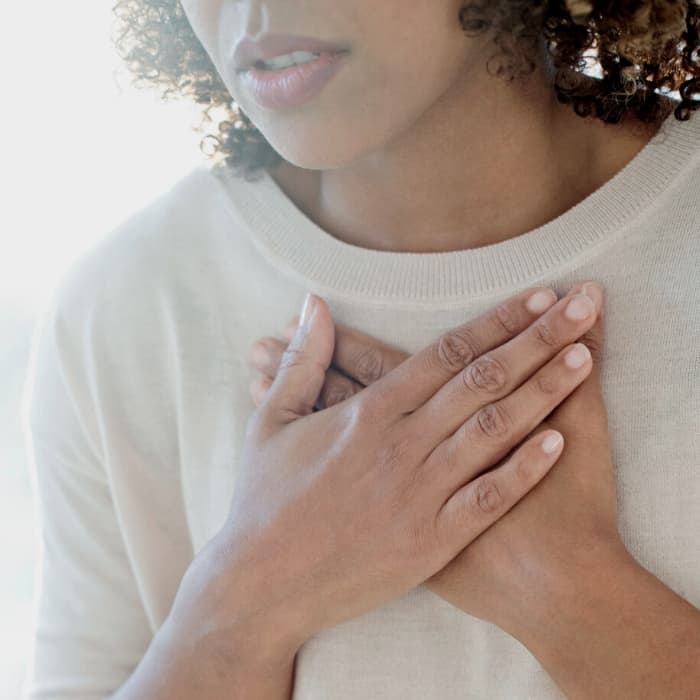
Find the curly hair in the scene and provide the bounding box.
[111,0,700,181]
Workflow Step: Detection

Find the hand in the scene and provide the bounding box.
[169,285,598,663]
[247,280,617,637]
[424,285,624,639]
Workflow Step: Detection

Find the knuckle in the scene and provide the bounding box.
[353,347,386,384]
[462,353,508,395]
[532,319,558,348]
[437,328,480,373]
[471,477,503,514]
[321,378,357,408]
[493,301,520,334]
[475,402,511,440]
[534,370,558,396]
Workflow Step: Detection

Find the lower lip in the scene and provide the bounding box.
[239,51,350,110]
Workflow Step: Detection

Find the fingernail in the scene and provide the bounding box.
[581,282,604,311]
[565,342,591,369]
[565,294,595,321]
[299,292,316,327]
[526,288,558,314]
[542,431,564,454]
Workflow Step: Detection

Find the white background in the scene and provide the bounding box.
[0,2,204,696]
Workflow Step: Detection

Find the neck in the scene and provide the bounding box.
[267,48,669,255]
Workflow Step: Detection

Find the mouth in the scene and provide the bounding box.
[238,49,351,74]
[236,49,350,76]
[238,50,351,110]
[233,32,352,73]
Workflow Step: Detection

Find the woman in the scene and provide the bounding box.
[22,0,700,698]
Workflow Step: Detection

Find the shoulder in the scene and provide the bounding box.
[23,166,241,430]
[39,159,275,354]
[37,162,270,359]
[49,166,228,320]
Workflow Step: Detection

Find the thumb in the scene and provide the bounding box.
[263,292,335,424]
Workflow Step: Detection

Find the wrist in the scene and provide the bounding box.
[167,533,311,670]
[158,608,300,681]
[111,613,299,700]
[496,536,635,648]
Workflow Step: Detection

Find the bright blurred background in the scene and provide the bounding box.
[0,2,204,696]
[0,1,683,697]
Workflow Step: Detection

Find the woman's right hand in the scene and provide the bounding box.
[166,285,599,663]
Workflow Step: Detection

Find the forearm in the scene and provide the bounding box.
[109,613,298,700]
[505,544,700,699]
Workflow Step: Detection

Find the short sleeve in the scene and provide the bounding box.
[19,294,154,699]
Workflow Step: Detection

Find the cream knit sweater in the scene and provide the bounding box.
[21,107,700,699]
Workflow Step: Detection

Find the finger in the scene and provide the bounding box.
[330,324,408,386]
[261,293,335,425]
[279,282,600,383]
[261,286,602,387]
[247,337,287,380]
[435,429,564,553]
[365,285,559,415]
[410,281,604,445]
[316,369,365,410]
[549,288,608,428]
[250,358,363,411]
[421,340,591,496]
[283,318,409,387]
[248,336,367,409]
[576,282,605,371]
[249,374,273,407]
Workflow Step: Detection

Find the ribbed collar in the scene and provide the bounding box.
[214,107,699,306]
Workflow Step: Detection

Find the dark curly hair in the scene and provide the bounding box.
[111,0,699,181]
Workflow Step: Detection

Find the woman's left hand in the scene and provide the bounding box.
[424,297,630,636]
[246,283,633,636]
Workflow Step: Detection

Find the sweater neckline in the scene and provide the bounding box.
[215,107,699,306]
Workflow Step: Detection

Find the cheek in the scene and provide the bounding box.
[368,0,475,95]
[180,0,227,51]
[193,0,476,168]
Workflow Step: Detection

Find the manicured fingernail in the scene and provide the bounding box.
[565,294,595,321]
[542,431,564,454]
[565,343,591,369]
[526,289,558,314]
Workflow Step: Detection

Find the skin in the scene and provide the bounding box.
[179,0,664,253]
[112,2,699,699]
[114,283,599,700]
[248,282,700,698]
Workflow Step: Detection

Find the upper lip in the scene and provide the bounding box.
[233,33,351,71]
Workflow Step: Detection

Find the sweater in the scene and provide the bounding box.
[21,106,700,699]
